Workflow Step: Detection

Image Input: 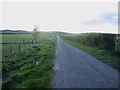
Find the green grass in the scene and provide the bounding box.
[1,33,55,58]
[2,34,56,89]
[1,33,53,43]
[2,34,33,43]
[61,37,119,71]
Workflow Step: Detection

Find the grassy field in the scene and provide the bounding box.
[1,33,54,58]
[2,33,53,42]
[60,34,120,71]
[2,34,34,58]
[2,33,56,89]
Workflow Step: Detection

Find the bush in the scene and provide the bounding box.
[62,33,116,52]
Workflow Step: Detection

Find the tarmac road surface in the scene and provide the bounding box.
[51,36,118,88]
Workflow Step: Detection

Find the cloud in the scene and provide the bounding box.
[112,16,118,19]
[86,12,118,25]
[81,23,118,34]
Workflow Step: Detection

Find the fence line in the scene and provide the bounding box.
[2,38,53,58]
[2,40,37,58]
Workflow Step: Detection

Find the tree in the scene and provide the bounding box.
[32,25,39,43]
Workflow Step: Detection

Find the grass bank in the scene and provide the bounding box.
[61,37,119,71]
[2,38,56,89]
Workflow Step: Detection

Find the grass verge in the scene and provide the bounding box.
[2,39,56,89]
[61,37,120,71]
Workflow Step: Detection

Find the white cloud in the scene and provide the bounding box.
[81,23,118,34]
[1,2,118,33]
[112,16,118,19]
[85,12,118,25]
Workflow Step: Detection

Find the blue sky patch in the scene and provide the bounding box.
[86,12,118,25]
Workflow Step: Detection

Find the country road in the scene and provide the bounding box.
[51,36,119,88]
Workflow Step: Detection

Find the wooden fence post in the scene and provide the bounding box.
[24,43,26,53]
[10,45,12,55]
[18,44,20,51]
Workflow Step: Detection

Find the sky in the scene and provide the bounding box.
[0,1,118,34]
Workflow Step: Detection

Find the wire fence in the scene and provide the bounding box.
[0,40,42,58]
[2,37,53,58]
[2,40,38,58]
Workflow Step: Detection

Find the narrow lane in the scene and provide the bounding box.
[51,36,118,88]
